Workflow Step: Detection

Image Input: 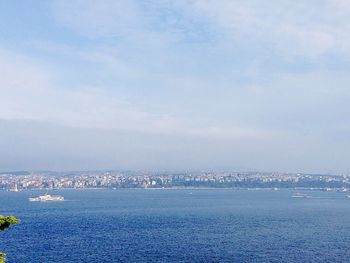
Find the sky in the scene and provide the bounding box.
[1,0,350,173]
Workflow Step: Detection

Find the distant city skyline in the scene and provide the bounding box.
[2,170,350,190]
[1,1,350,173]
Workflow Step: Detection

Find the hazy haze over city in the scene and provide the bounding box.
[1,0,350,173]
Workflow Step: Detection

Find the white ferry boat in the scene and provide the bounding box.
[29,193,64,202]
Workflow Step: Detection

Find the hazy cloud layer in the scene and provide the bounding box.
[0,1,349,173]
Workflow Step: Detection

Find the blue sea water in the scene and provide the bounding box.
[1,189,350,262]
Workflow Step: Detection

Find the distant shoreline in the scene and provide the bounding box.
[1,187,340,191]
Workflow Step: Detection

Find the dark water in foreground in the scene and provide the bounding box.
[1,189,350,262]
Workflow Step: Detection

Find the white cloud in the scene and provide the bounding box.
[0,48,183,133]
[3,1,350,171]
[50,0,350,59]
[52,0,142,38]
[0,48,276,141]
[188,126,277,141]
[51,0,187,46]
[173,0,350,58]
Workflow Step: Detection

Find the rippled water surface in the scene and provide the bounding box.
[1,189,350,262]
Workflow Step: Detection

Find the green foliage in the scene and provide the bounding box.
[0,215,19,231]
[0,215,19,262]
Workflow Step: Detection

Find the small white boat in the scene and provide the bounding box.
[292,193,309,198]
[8,184,20,192]
[29,193,64,202]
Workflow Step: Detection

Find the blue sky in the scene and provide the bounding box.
[1,0,350,173]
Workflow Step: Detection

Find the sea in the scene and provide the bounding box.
[1,189,350,262]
